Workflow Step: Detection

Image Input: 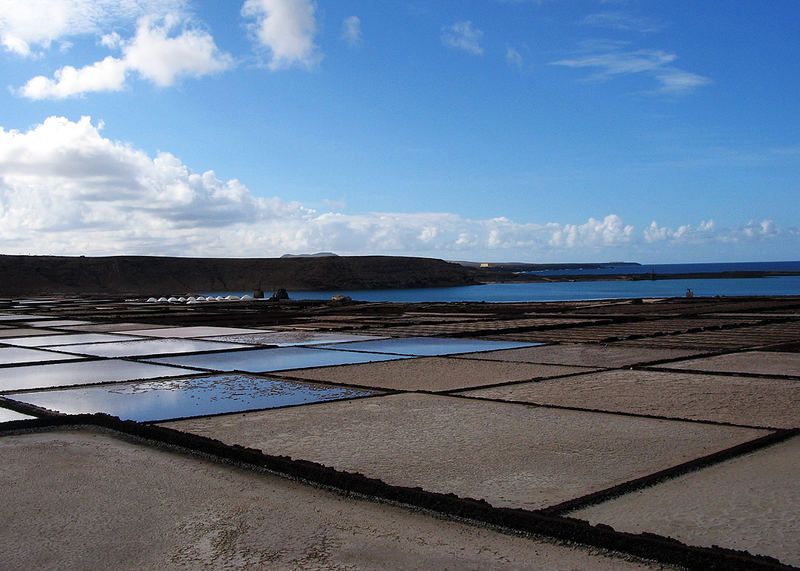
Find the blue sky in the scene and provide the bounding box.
[1,0,798,263]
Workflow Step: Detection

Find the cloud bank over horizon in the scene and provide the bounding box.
[0,116,794,262]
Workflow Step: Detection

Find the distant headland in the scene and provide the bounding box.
[1,255,798,297]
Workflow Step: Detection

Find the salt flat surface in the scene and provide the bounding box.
[0,346,83,365]
[0,328,63,338]
[572,435,800,567]
[1,333,145,347]
[654,350,800,377]
[0,359,201,392]
[317,336,537,356]
[48,338,255,358]
[63,323,170,332]
[456,344,702,368]
[459,369,800,428]
[0,407,34,421]
[0,315,50,322]
[205,331,387,346]
[147,347,410,373]
[22,319,94,328]
[282,357,593,391]
[164,393,766,511]
[0,429,673,570]
[124,326,266,338]
[10,374,379,421]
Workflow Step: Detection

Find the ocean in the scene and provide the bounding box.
[213,261,800,304]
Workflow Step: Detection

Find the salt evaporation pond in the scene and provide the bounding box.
[9,373,380,422]
[146,346,412,373]
[317,337,538,356]
[0,407,35,422]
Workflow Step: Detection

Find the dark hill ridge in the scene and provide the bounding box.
[0,255,477,296]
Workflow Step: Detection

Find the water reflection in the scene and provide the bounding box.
[0,346,83,365]
[47,338,256,358]
[0,407,35,422]
[204,331,387,347]
[2,333,145,347]
[317,337,538,356]
[0,359,201,392]
[9,374,378,422]
[147,346,410,372]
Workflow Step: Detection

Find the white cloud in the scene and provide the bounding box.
[19,16,233,99]
[20,56,128,99]
[0,116,793,258]
[123,16,233,86]
[441,21,484,55]
[582,12,663,34]
[506,47,523,67]
[0,0,185,56]
[654,68,712,95]
[554,49,675,77]
[341,16,361,48]
[548,215,634,248]
[644,220,716,243]
[552,47,710,95]
[241,0,319,70]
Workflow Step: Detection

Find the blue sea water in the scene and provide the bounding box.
[212,261,800,304]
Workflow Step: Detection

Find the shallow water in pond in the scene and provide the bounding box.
[1,332,145,347]
[146,346,411,372]
[0,359,201,392]
[47,338,255,358]
[317,337,539,356]
[0,346,83,365]
[204,331,387,347]
[9,374,379,422]
[0,407,35,422]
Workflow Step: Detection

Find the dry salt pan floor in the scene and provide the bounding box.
[2,295,800,569]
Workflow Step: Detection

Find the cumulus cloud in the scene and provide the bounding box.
[0,116,793,258]
[644,220,716,243]
[19,16,232,99]
[0,0,185,56]
[441,21,484,55]
[341,16,362,48]
[241,0,319,70]
[552,46,710,94]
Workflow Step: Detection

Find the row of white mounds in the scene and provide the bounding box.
[146,295,254,304]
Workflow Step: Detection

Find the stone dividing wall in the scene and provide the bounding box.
[0,255,477,296]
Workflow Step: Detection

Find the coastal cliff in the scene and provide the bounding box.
[0,255,477,297]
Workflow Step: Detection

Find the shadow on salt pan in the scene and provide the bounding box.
[9,374,380,422]
[316,337,540,356]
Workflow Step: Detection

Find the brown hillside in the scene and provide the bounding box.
[0,255,477,297]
